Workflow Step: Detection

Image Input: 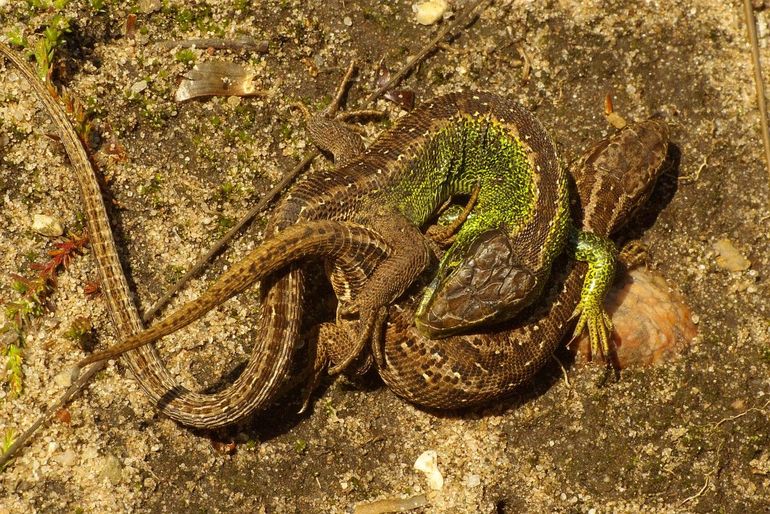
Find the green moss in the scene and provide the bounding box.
[168,4,223,36]
[139,172,163,196]
[215,215,236,236]
[6,27,27,48]
[4,344,24,398]
[63,316,95,352]
[362,7,387,26]
[1,428,16,468]
[293,439,307,454]
[164,264,186,285]
[217,182,236,201]
[313,94,332,111]
[279,122,293,139]
[26,0,69,9]
[175,7,195,30]
[175,48,196,65]
[138,172,169,207]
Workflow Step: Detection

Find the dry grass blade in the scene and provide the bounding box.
[743,0,770,197]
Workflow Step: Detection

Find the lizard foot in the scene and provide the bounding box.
[570,300,614,361]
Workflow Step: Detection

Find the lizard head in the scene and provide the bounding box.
[414,228,538,338]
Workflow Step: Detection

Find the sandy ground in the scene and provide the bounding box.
[1,0,769,512]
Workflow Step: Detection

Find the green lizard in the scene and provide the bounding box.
[281,92,617,371]
[373,118,670,408]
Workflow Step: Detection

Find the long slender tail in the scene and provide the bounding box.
[76,221,389,367]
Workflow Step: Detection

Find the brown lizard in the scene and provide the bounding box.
[75,90,593,428]
[81,111,670,414]
[75,88,646,424]
[1,42,413,429]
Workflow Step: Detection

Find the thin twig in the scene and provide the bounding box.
[144,0,493,320]
[141,151,317,321]
[679,474,711,506]
[743,0,770,195]
[551,353,571,389]
[712,399,770,429]
[363,0,491,105]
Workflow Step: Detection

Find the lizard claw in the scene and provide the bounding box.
[571,301,613,361]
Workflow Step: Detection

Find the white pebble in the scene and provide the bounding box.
[99,454,123,485]
[465,473,481,488]
[412,0,448,26]
[31,214,64,237]
[130,80,148,94]
[713,238,751,272]
[54,368,74,388]
[55,449,78,467]
[414,450,444,490]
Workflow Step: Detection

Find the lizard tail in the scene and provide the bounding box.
[76,220,390,367]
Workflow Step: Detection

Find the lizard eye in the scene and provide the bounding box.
[415,229,538,338]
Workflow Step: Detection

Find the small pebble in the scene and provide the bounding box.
[53,369,73,388]
[139,0,161,14]
[54,449,78,467]
[412,0,449,26]
[143,477,158,492]
[414,450,443,490]
[465,473,481,488]
[99,454,123,485]
[343,16,353,27]
[31,214,64,237]
[130,80,148,94]
[713,238,751,271]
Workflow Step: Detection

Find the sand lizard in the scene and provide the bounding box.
[74,91,623,427]
[2,39,630,429]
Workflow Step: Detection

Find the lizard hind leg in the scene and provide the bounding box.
[297,320,374,413]
[321,257,379,375]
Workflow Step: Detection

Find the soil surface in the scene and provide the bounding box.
[1,1,769,512]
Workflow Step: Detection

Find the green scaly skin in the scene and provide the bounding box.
[374,118,670,409]
[570,228,618,357]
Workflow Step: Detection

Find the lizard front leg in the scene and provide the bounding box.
[326,208,435,374]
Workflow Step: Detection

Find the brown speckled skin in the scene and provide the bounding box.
[77,91,566,428]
